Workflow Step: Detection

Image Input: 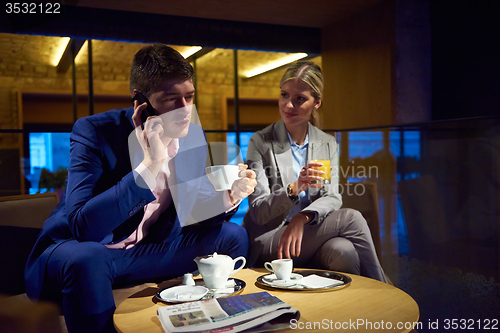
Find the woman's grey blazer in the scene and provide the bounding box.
[242,119,342,267]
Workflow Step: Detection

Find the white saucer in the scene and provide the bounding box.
[262,273,303,287]
[157,285,209,303]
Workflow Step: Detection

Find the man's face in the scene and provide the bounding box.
[148,79,195,139]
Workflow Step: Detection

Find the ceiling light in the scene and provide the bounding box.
[245,53,308,78]
[181,46,202,59]
[74,40,88,65]
[51,37,71,66]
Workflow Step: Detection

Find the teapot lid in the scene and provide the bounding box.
[198,252,229,262]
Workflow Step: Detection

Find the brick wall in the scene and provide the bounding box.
[0,89,19,146]
[0,34,320,139]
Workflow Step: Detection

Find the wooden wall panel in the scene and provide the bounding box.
[321,1,396,130]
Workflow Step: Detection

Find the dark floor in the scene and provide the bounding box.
[386,256,500,333]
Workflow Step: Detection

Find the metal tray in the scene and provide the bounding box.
[256,269,351,292]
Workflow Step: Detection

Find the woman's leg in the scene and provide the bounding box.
[309,237,360,274]
[260,208,386,282]
[317,209,386,282]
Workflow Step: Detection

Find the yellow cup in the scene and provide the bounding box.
[311,159,331,184]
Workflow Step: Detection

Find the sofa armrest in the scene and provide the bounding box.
[0,193,59,295]
[0,193,59,229]
[0,294,61,333]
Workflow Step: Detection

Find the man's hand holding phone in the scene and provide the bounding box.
[132,92,157,125]
[131,93,165,177]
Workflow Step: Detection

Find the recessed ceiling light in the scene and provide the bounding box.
[181,46,202,59]
[245,53,308,78]
[52,37,71,66]
[74,40,88,65]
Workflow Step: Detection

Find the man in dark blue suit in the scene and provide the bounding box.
[25,44,256,333]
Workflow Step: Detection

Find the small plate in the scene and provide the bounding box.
[155,278,246,303]
[156,285,209,303]
[262,273,303,287]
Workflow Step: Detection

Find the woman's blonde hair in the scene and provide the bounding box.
[280,61,324,127]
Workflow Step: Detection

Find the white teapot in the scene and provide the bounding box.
[194,252,246,289]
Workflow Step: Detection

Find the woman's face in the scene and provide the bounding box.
[279,78,321,130]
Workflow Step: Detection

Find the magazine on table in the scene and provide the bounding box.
[157,291,300,333]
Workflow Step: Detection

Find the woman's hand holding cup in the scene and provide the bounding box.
[299,161,326,190]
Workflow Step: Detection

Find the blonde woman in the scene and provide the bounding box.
[243,61,386,282]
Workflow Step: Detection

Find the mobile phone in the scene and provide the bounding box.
[132,92,156,124]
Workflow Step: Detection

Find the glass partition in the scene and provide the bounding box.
[27,132,70,194]
[332,116,500,325]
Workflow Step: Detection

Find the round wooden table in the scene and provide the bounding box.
[114,268,419,333]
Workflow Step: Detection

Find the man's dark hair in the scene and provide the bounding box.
[130,44,194,97]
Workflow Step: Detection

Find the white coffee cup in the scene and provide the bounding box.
[205,165,241,191]
[264,259,293,281]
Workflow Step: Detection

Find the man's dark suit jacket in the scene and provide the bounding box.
[25,107,234,300]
